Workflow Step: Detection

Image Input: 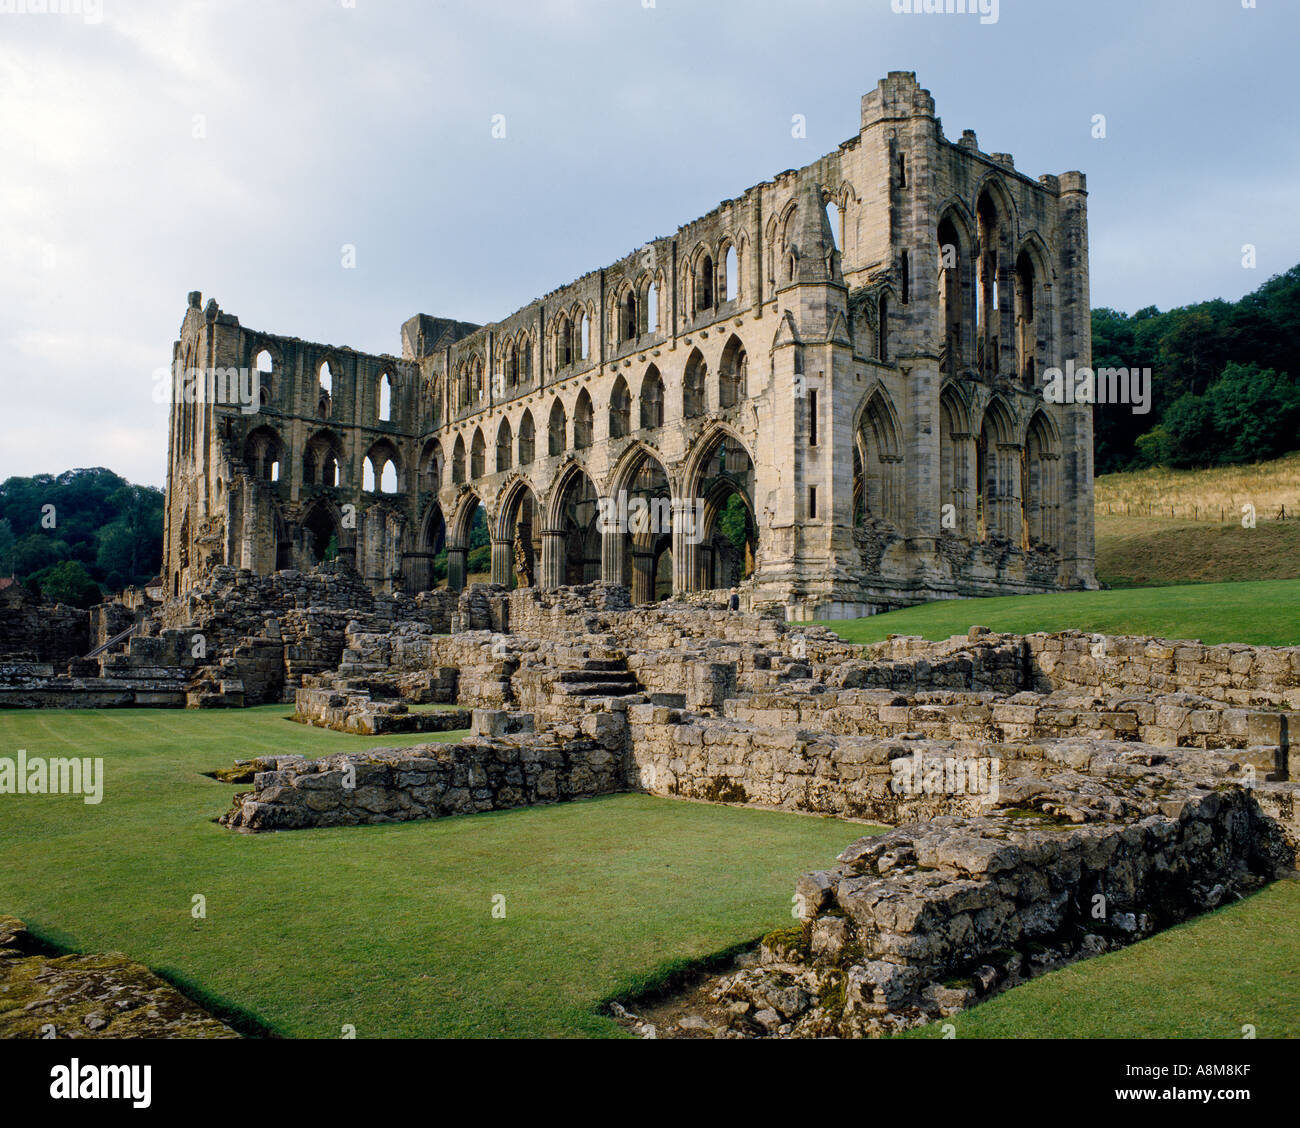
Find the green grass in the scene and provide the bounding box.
[816,579,1300,648]
[899,881,1300,1038]
[0,707,865,1038]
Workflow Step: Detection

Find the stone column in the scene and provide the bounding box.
[1000,442,1024,546]
[632,549,655,604]
[447,543,468,592]
[600,525,625,586]
[696,544,713,591]
[490,538,513,586]
[540,529,566,589]
[671,498,698,596]
[403,551,433,594]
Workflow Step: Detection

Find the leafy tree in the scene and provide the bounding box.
[29,560,102,609]
[1207,363,1300,465]
[0,468,163,595]
[1158,392,1219,468]
[0,518,14,577]
[718,495,750,557]
[1090,264,1300,469]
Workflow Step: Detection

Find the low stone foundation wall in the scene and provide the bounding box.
[221,714,626,831]
[713,760,1299,1037]
[294,685,471,735]
[722,687,1293,764]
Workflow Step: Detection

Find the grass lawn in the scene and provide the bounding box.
[0,707,866,1038]
[899,880,1300,1039]
[816,579,1300,648]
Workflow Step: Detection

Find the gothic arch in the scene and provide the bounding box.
[682,425,758,594]
[470,427,486,480]
[609,375,632,439]
[419,438,444,493]
[640,365,665,430]
[495,475,541,589]
[976,396,1019,541]
[853,388,904,527]
[243,425,284,482]
[363,439,402,494]
[939,384,975,537]
[451,434,467,485]
[302,429,343,488]
[682,348,707,420]
[449,488,486,547]
[300,496,346,565]
[1023,410,1063,554]
[547,398,568,456]
[546,461,601,587]
[495,417,514,473]
[573,388,594,449]
[494,475,542,542]
[718,334,748,409]
[517,408,536,465]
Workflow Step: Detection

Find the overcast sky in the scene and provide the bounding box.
[2,0,1296,488]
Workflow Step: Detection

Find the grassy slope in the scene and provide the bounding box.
[1094,452,1300,588]
[817,579,1300,648]
[0,707,863,1038]
[900,881,1300,1039]
[1096,516,1300,588]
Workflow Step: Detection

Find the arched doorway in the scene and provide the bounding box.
[606,445,673,604]
[496,479,540,590]
[545,466,600,588]
[682,428,758,595]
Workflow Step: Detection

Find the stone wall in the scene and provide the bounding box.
[710,774,1292,1038]
[221,713,626,831]
[294,685,470,735]
[1022,632,1300,707]
[0,597,89,664]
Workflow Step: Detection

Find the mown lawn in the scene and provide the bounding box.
[900,880,1300,1039]
[816,579,1300,648]
[0,707,864,1038]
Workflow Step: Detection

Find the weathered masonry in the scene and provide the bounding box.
[163,73,1096,620]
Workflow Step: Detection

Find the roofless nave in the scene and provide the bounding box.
[163,73,1096,620]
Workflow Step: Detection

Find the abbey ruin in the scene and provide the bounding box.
[162,74,1096,621]
[13,76,1217,1044]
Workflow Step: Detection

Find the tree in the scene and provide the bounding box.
[1159,393,1219,468]
[30,560,102,609]
[0,518,14,577]
[1206,363,1300,465]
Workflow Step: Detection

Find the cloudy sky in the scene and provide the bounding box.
[2,0,1296,488]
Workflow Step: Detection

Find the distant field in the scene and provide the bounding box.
[1095,451,1300,521]
[817,579,1300,648]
